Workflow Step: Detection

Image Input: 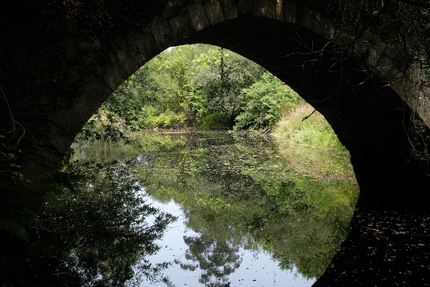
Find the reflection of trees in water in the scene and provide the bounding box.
[175,235,242,287]
[18,161,175,287]
[138,132,357,279]
[65,133,357,283]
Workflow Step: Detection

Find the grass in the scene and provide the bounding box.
[272,104,357,185]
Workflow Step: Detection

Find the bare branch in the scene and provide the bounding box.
[302,109,317,122]
[1,86,26,146]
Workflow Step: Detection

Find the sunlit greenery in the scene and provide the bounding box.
[273,104,356,184]
[235,72,301,130]
[82,132,359,280]
[76,44,301,142]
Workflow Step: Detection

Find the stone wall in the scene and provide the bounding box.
[1,0,430,283]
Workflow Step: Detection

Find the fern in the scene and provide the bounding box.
[0,219,28,239]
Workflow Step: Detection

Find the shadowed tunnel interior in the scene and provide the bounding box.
[1,1,430,285]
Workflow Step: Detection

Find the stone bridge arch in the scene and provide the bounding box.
[1,0,430,285]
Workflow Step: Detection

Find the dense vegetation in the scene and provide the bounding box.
[2,1,430,285]
[77,44,301,142]
[77,43,353,183]
[13,158,175,286]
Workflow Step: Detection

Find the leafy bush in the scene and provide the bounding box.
[200,113,228,130]
[189,47,265,125]
[234,72,302,130]
[138,107,187,129]
[75,44,302,138]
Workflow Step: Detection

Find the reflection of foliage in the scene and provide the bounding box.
[176,235,242,287]
[18,160,176,286]
[128,132,359,279]
[247,210,266,231]
[65,131,357,281]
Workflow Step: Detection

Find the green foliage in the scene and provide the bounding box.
[114,131,359,279]
[138,107,187,129]
[76,105,131,142]
[76,44,281,140]
[234,72,302,130]
[45,149,81,207]
[76,61,163,141]
[200,113,228,130]
[0,208,40,240]
[19,160,176,286]
[189,47,266,126]
[273,104,355,183]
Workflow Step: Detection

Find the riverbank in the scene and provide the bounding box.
[273,104,357,185]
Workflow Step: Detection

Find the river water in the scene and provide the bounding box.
[22,131,358,286]
[142,197,315,287]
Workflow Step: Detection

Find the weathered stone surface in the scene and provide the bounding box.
[188,2,211,31]
[203,0,226,25]
[1,0,430,285]
[220,0,238,20]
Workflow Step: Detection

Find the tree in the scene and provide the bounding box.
[189,47,266,128]
[234,72,302,130]
[178,235,242,287]
[131,132,358,279]
[77,44,302,135]
[18,160,175,287]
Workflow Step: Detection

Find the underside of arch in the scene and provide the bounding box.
[1,2,430,285]
[177,16,430,207]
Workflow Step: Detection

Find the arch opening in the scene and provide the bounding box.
[50,15,430,286]
[2,3,430,285]
[14,42,361,285]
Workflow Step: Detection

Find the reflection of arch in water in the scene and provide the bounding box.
[2,1,430,285]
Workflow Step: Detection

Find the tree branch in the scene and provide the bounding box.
[1,86,26,146]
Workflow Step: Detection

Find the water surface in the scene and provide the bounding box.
[24,131,357,286]
[142,198,315,287]
[75,132,357,286]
